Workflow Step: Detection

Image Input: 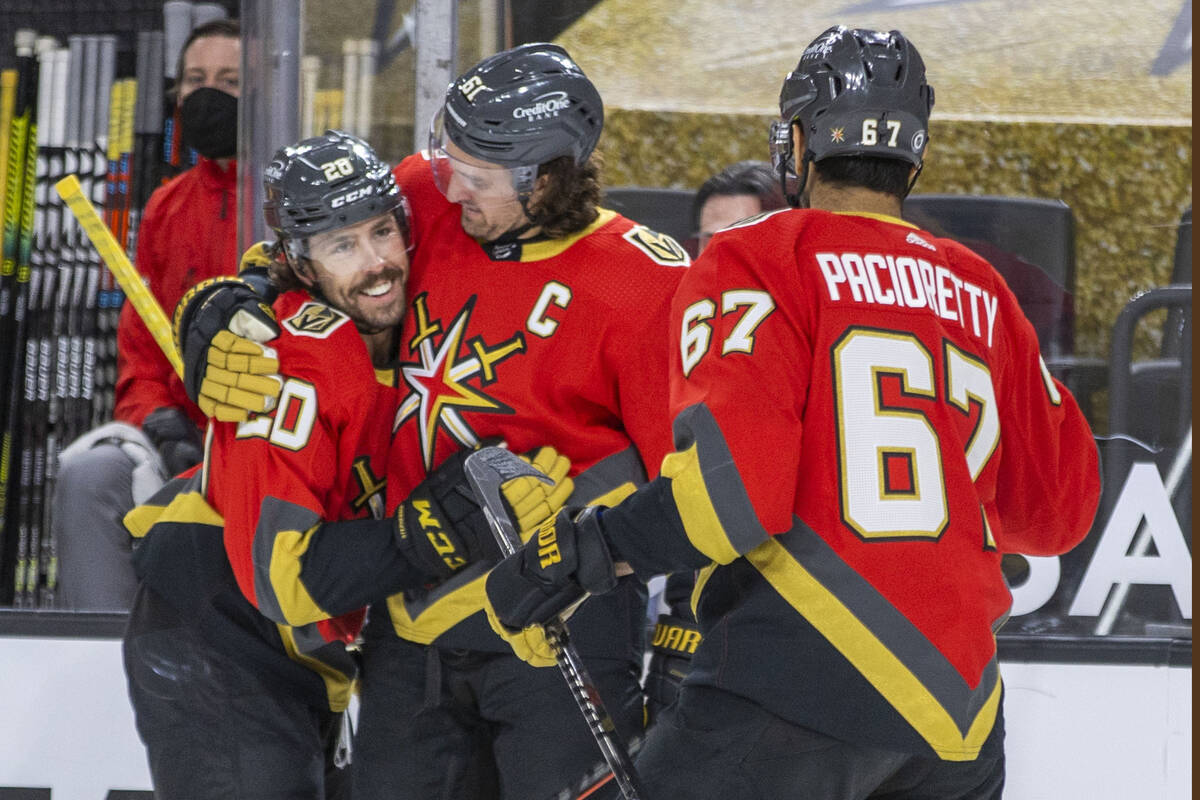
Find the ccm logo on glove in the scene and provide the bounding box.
[412,499,467,572]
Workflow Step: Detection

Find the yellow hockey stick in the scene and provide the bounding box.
[55,173,183,376]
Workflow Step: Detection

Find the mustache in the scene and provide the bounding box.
[351,266,407,295]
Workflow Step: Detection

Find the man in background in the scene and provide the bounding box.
[692,159,786,253]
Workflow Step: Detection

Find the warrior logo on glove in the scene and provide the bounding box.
[535,516,564,568]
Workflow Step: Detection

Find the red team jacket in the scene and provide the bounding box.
[380,153,689,656]
[130,291,403,711]
[115,156,239,427]
[604,208,1100,760]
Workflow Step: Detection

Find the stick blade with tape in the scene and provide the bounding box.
[464,446,549,556]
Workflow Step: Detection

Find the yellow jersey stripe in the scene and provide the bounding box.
[746,536,1000,760]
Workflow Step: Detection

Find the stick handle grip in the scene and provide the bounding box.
[55,173,182,376]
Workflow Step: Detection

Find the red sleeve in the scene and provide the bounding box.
[210,397,341,606]
[983,274,1099,554]
[113,192,180,426]
[206,311,361,610]
[669,234,810,533]
[114,303,180,425]
[204,298,396,640]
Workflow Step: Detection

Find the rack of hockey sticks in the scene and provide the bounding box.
[0,10,198,607]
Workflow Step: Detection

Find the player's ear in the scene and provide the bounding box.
[529,172,551,207]
[791,123,806,160]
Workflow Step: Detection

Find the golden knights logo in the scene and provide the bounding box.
[395,293,525,469]
[622,226,690,267]
[283,302,350,338]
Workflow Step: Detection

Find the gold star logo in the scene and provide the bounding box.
[830,127,845,143]
[395,294,525,469]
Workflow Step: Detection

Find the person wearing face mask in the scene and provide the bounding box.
[51,18,242,612]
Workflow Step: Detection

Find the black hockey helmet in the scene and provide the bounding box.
[770,26,934,203]
[433,43,603,170]
[263,129,409,258]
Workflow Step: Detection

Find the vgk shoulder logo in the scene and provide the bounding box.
[623,225,691,267]
[395,293,526,469]
[283,301,350,338]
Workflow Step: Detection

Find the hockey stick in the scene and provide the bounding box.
[464,446,646,800]
[55,174,182,375]
[1,29,41,605]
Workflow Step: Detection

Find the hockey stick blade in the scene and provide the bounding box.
[464,446,548,556]
[463,446,646,800]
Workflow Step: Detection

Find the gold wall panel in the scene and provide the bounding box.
[599,111,1191,359]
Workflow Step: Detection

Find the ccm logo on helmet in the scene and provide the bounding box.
[330,186,375,208]
[513,91,572,120]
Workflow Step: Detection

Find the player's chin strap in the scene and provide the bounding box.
[903,161,924,198]
[479,221,550,261]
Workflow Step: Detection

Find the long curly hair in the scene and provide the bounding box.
[528,151,605,238]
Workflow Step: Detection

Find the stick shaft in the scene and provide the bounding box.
[465,448,645,799]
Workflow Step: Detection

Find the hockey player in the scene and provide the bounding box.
[122,131,565,798]
[172,44,689,799]
[484,27,1102,799]
[354,43,688,799]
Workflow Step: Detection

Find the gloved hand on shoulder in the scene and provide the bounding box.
[173,244,284,423]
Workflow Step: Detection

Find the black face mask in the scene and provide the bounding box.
[180,87,238,159]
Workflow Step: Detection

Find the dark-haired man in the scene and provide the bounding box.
[486,26,1101,799]
[692,159,786,254]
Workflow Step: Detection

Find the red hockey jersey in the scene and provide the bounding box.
[127,291,402,710]
[382,152,689,654]
[205,291,398,646]
[610,208,1100,759]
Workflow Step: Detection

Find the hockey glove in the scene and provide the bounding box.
[174,267,282,423]
[394,446,575,580]
[141,406,204,476]
[508,446,574,539]
[483,601,559,668]
[485,506,618,632]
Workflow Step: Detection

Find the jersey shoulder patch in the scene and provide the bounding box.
[282,301,351,339]
[622,225,691,267]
